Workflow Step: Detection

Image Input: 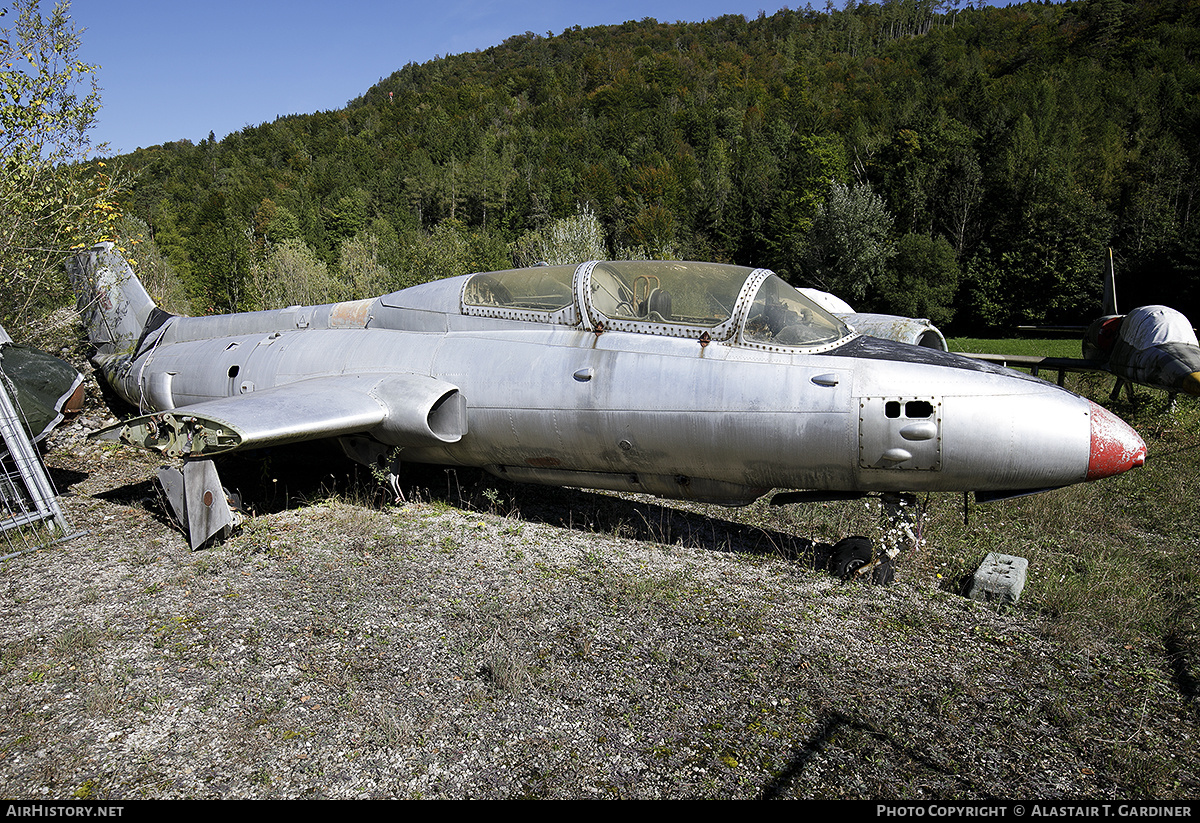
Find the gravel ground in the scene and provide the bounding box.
[1,396,1197,799]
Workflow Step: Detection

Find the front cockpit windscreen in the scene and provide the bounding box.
[588,261,751,328]
[743,274,851,348]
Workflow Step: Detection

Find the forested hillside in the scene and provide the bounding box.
[110,0,1200,333]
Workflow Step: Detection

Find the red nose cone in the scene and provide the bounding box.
[1086,401,1147,480]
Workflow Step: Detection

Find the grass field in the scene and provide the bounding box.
[947,337,1084,359]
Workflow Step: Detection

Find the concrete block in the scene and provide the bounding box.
[967,552,1028,605]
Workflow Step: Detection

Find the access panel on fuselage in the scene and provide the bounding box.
[857,396,943,471]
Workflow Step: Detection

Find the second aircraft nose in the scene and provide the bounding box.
[1184,372,1200,397]
[1086,401,1147,480]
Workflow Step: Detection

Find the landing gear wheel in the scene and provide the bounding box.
[831,536,873,581]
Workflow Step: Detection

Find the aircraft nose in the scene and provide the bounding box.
[1085,401,1146,480]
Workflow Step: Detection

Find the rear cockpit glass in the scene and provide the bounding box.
[463,265,576,312]
[743,274,850,348]
[588,261,751,329]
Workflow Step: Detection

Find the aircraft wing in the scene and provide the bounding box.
[90,373,466,458]
[954,352,1108,383]
[1015,326,1088,333]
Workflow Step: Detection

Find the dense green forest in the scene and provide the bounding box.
[108,0,1200,333]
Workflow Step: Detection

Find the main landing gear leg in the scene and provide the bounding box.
[834,493,924,584]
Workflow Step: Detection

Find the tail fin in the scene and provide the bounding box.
[66,242,164,358]
[1102,247,1118,317]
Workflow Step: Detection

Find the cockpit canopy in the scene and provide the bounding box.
[462,260,852,350]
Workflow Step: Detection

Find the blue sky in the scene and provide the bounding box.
[70,0,802,155]
[67,0,1002,157]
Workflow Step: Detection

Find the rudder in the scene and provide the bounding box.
[66,242,162,358]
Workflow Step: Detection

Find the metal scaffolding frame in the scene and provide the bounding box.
[0,358,73,559]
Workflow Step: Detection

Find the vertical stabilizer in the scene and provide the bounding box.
[66,242,162,358]
[1102,248,1118,317]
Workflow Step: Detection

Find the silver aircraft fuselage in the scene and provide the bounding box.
[72,247,1146,506]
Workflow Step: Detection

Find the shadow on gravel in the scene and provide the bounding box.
[46,466,87,492]
[101,441,850,574]
[92,477,183,536]
[758,710,1002,800]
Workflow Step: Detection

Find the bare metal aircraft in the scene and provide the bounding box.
[68,244,1146,549]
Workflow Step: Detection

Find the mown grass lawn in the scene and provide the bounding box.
[947,336,1084,359]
